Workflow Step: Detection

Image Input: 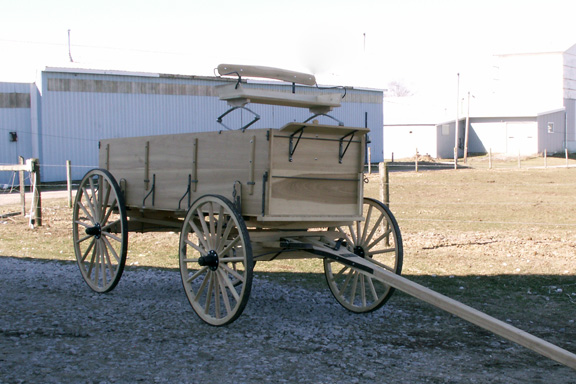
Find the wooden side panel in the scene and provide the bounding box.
[266,128,365,218]
[99,129,270,215]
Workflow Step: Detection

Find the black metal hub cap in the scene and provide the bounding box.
[198,250,219,271]
[85,223,102,239]
[353,245,366,258]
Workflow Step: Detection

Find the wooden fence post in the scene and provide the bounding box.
[415,148,419,172]
[544,149,547,168]
[566,148,569,168]
[18,156,25,216]
[66,160,72,208]
[29,159,42,228]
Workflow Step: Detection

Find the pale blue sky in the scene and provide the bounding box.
[1,0,575,100]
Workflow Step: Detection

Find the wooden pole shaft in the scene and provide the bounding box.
[369,265,576,370]
[313,242,576,369]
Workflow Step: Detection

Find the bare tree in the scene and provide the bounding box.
[387,81,413,97]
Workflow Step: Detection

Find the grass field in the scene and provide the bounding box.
[1,163,575,358]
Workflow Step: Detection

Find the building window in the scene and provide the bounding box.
[547,122,554,133]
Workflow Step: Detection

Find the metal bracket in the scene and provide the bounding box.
[217,106,261,131]
[178,174,194,211]
[303,113,344,126]
[142,174,155,209]
[288,126,306,162]
[339,130,357,164]
[261,172,268,216]
[233,181,242,213]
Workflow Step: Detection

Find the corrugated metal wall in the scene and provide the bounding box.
[0,82,33,186]
[37,70,383,181]
[537,109,566,153]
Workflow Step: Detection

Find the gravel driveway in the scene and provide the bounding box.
[1,257,574,383]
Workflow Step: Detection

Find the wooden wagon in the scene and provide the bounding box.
[72,64,576,370]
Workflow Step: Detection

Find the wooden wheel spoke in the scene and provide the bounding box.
[87,178,99,222]
[102,236,120,263]
[100,194,118,227]
[101,231,122,244]
[367,229,392,250]
[367,247,396,256]
[189,217,210,251]
[204,273,214,315]
[184,238,207,256]
[81,238,96,262]
[216,271,233,314]
[364,214,385,247]
[218,269,241,301]
[360,204,373,245]
[349,271,359,304]
[208,203,217,246]
[77,200,95,225]
[347,224,358,245]
[218,235,240,257]
[188,267,209,285]
[197,207,212,249]
[220,263,244,283]
[367,277,379,301]
[100,180,112,222]
[100,218,121,233]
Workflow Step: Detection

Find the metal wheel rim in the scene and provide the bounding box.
[179,195,253,326]
[72,169,128,293]
[324,198,403,313]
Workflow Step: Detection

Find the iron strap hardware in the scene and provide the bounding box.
[178,174,196,211]
[142,174,156,210]
[339,130,357,164]
[217,105,261,132]
[288,125,306,162]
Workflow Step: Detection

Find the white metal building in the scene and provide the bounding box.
[0,68,384,184]
[384,43,576,159]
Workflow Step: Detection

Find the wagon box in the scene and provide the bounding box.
[98,122,368,227]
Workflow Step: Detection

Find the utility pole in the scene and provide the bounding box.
[454,73,460,169]
[464,92,474,163]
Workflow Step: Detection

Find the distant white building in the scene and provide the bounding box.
[384,44,576,159]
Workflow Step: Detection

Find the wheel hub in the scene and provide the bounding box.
[85,223,102,239]
[353,245,366,258]
[198,250,219,271]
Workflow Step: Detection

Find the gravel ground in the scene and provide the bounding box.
[1,257,574,384]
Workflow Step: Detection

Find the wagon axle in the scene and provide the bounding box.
[85,223,102,239]
[198,250,219,271]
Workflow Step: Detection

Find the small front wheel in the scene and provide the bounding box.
[324,198,403,313]
[73,169,128,293]
[179,195,253,326]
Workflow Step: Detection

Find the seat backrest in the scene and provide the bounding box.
[217,64,317,86]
